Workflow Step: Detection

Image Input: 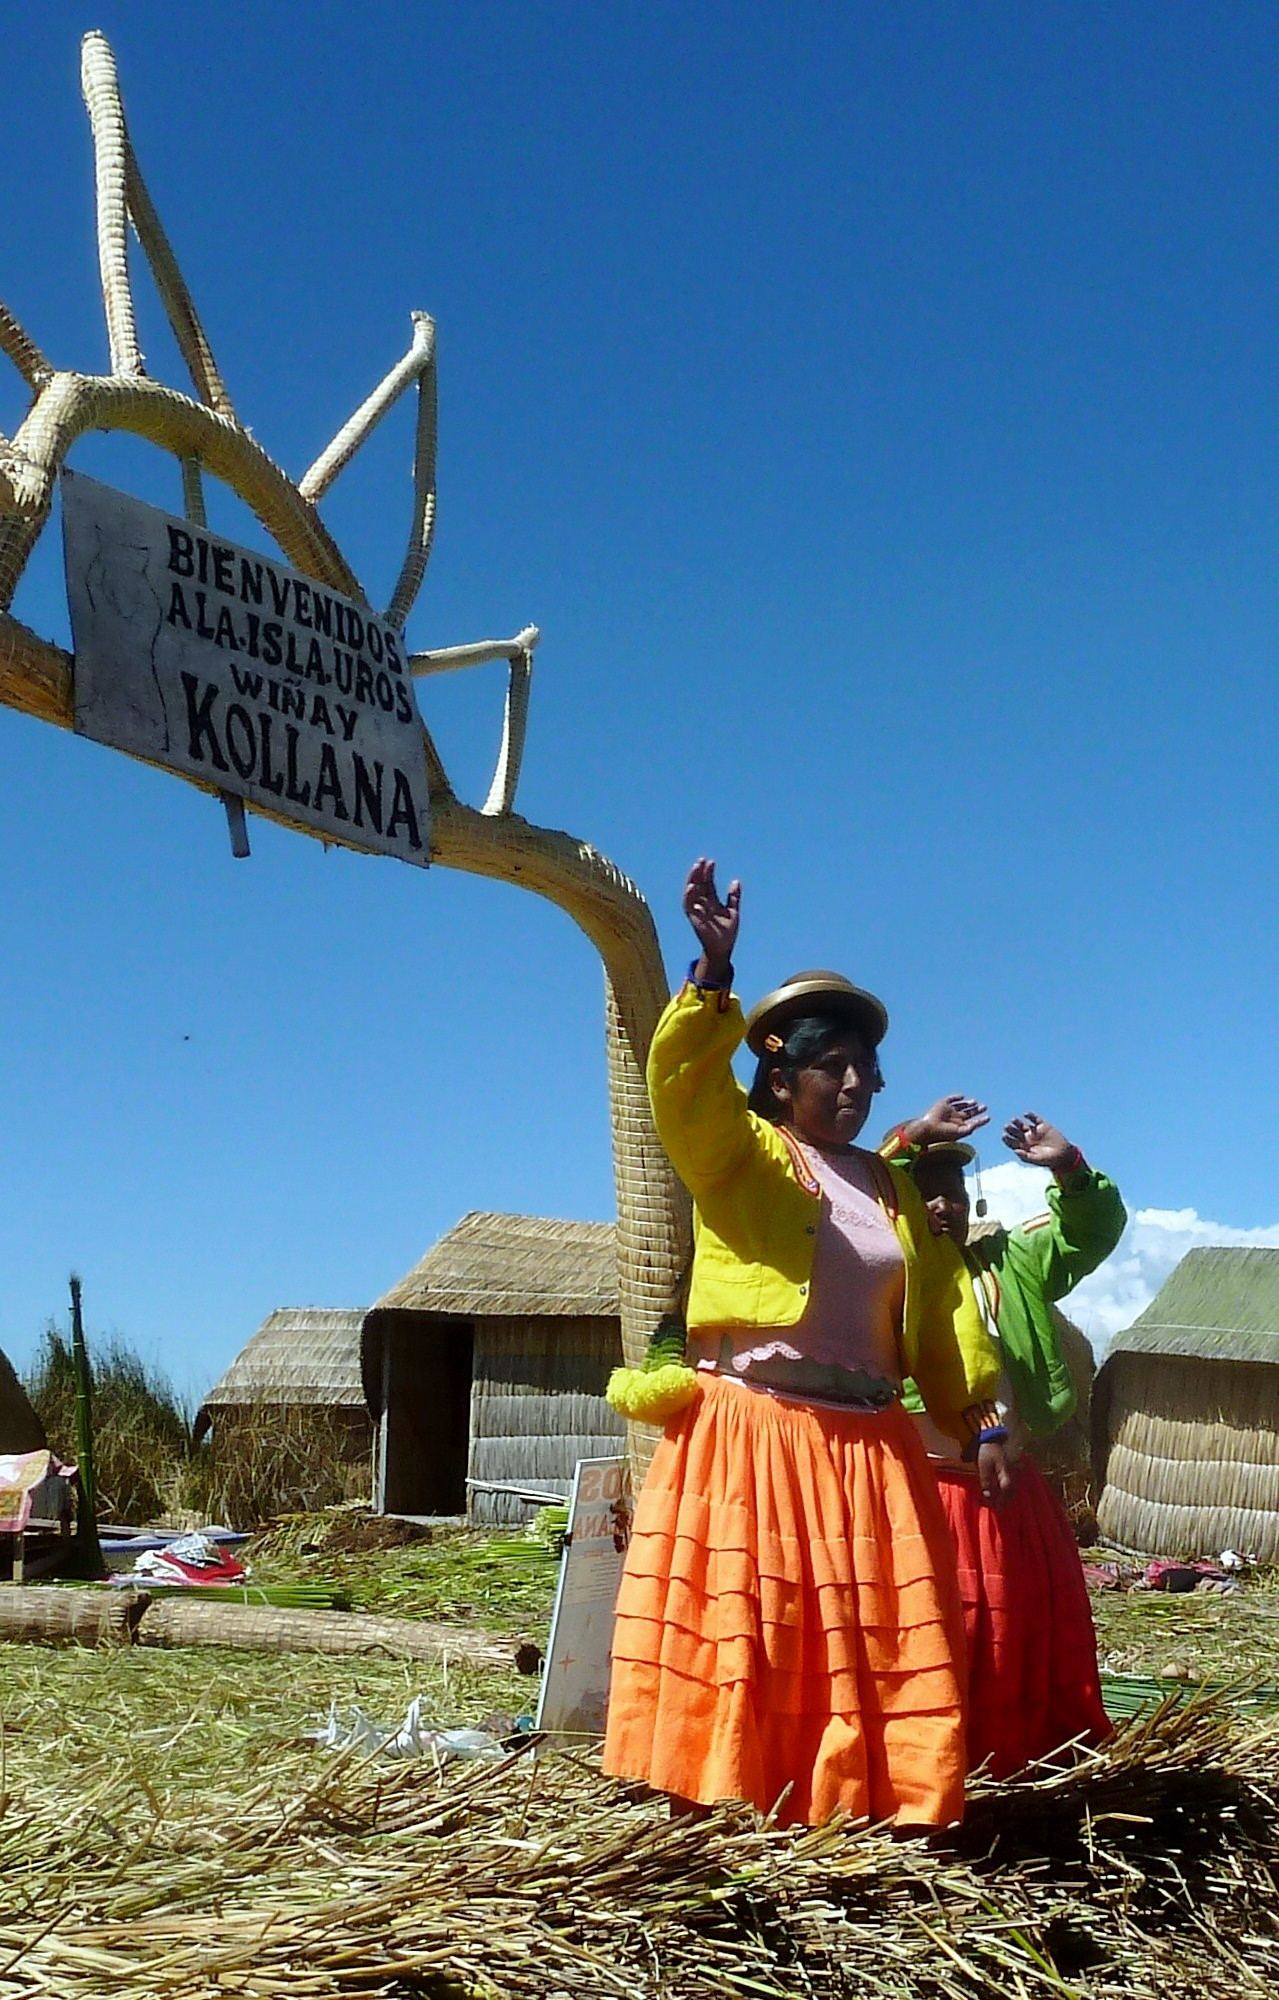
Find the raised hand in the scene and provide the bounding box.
[1002,1113,1077,1173]
[682,857,740,982]
[902,1095,990,1148]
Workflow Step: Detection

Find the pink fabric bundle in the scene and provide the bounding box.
[0,1451,74,1534]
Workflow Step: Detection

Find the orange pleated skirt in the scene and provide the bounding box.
[602,1374,968,1827]
[937,1458,1112,1779]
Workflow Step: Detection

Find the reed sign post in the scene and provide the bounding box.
[0,34,690,1479]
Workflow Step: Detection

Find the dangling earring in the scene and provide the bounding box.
[973,1152,988,1218]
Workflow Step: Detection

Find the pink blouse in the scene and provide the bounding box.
[693,1142,905,1408]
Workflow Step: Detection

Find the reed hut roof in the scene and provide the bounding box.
[1108,1246,1279,1365]
[369,1212,618,1320]
[194,1309,367,1440]
[0,1344,45,1453]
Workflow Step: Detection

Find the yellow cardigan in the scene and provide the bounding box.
[647,982,1001,1439]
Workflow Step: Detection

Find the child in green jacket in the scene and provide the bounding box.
[882,1111,1125,1776]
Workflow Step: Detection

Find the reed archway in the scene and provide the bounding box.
[0,34,689,1477]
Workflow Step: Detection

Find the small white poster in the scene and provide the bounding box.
[63,467,430,865]
[536,1456,632,1737]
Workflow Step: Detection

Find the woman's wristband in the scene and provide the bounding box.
[1053,1145,1086,1180]
[961,1400,1003,1440]
[687,958,733,993]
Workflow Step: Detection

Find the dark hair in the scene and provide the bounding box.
[746,1011,885,1120]
[910,1149,969,1194]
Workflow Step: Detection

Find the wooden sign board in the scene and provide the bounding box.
[536,1456,632,1738]
[62,468,430,865]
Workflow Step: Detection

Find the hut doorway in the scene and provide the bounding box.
[360,1213,627,1524]
[375,1315,474,1516]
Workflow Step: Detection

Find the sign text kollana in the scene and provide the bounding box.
[64,468,430,865]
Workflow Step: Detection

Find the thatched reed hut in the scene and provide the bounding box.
[1093,1246,1279,1560]
[362,1213,625,1525]
[0,1346,44,1453]
[194,1308,372,1466]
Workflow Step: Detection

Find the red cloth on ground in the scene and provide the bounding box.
[935,1456,1111,1778]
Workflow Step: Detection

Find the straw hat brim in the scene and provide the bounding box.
[914,1140,977,1168]
[743,970,889,1057]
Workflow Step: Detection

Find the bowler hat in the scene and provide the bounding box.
[743,969,889,1058]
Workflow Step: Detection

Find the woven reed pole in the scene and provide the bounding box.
[0,1584,142,1646]
[430,804,691,1479]
[136,1595,517,1666]
[69,1273,106,1577]
[0,34,692,1485]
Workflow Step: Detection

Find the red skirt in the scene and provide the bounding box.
[603,1376,968,1828]
[936,1456,1110,1777]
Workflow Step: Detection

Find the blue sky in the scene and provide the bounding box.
[2,2,1279,1400]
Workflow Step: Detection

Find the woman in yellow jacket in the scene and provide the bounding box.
[602,860,1006,1828]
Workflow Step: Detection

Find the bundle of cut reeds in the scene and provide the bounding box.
[1,1692,1278,1997]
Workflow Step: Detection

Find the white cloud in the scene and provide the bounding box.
[964,1160,1279,1357]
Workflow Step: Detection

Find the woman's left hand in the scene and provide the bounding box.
[977,1437,1015,1509]
[903,1096,990,1147]
[682,857,740,981]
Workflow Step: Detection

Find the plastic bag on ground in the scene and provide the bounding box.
[308,1695,503,1764]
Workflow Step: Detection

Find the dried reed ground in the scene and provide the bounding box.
[3,1647,1279,1997]
[4,1524,1279,1997]
[1091,1572,1279,1678]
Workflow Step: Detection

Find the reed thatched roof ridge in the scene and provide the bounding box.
[370,1212,618,1320]
[195,1309,367,1436]
[1109,1246,1279,1365]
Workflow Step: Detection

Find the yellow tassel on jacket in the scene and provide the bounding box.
[607,1362,700,1423]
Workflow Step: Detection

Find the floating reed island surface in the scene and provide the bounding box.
[5,1519,1279,1997]
[3,1642,1279,1998]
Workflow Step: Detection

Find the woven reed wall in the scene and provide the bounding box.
[468,1315,624,1525]
[1095,1350,1279,1560]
